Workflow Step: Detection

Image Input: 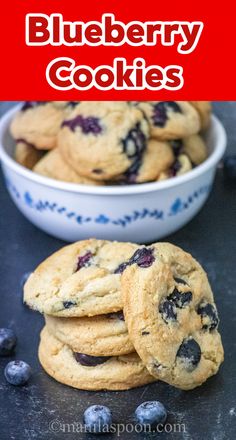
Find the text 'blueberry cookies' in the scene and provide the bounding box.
[121,243,224,390]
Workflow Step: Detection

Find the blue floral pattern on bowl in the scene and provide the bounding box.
[4,176,211,228]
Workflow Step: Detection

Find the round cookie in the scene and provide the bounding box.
[10,101,65,150]
[110,139,174,184]
[24,239,139,317]
[121,243,224,390]
[15,140,44,170]
[39,327,155,391]
[137,101,200,140]
[33,149,103,185]
[45,311,134,356]
[58,101,150,180]
[189,102,212,130]
[157,154,192,181]
[170,134,207,166]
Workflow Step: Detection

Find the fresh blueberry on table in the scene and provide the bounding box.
[223,155,236,180]
[4,360,32,386]
[0,328,17,356]
[83,405,112,433]
[135,401,167,428]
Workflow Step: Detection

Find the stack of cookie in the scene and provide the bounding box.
[10,101,211,185]
[24,239,224,391]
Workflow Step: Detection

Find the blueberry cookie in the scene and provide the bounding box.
[10,101,65,150]
[137,101,200,140]
[33,149,103,185]
[189,102,212,130]
[24,239,139,317]
[58,101,150,180]
[169,134,207,166]
[39,327,155,390]
[15,140,44,170]
[157,154,192,181]
[122,243,224,390]
[45,311,134,356]
[111,139,174,184]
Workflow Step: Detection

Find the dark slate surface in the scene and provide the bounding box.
[0,102,236,440]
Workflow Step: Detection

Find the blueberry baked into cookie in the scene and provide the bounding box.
[122,243,224,390]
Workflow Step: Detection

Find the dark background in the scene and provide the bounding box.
[0,102,235,440]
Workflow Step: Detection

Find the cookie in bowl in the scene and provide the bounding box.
[33,149,103,185]
[136,101,201,140]
[15,139,44,170]
[10,101,65,150]
[58,101,150,180]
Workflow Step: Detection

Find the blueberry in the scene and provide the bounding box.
[4,360,31,385]
[63,300,76,309]
[20,271,32,289]
[122,123,147,159]
[152,101,182,127]
[135,401,167,428]
[74,353,111,367]
[122,157,142,183]
[67,101,79,108]
[76,251,93,271]
[92,168,103,175]
[159,300,177,322]
[177,337,201,371]
[130,248,155,268]
[170,159,181,177]
[114,247,155,274]
[0,328,17,356]
[83,405,112,433]
[62,115,102,134]
[167,288,192,308]
[170,139,183,157]
[21,101,47,111]
[197,302,219,331]
[223,155,236,180]
[114,261,129,274]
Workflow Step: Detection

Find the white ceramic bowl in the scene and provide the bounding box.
[0,105,227,243]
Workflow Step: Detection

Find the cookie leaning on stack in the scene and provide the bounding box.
[24,239,223,391]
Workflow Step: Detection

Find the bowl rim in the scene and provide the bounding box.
[0,104,227,196]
